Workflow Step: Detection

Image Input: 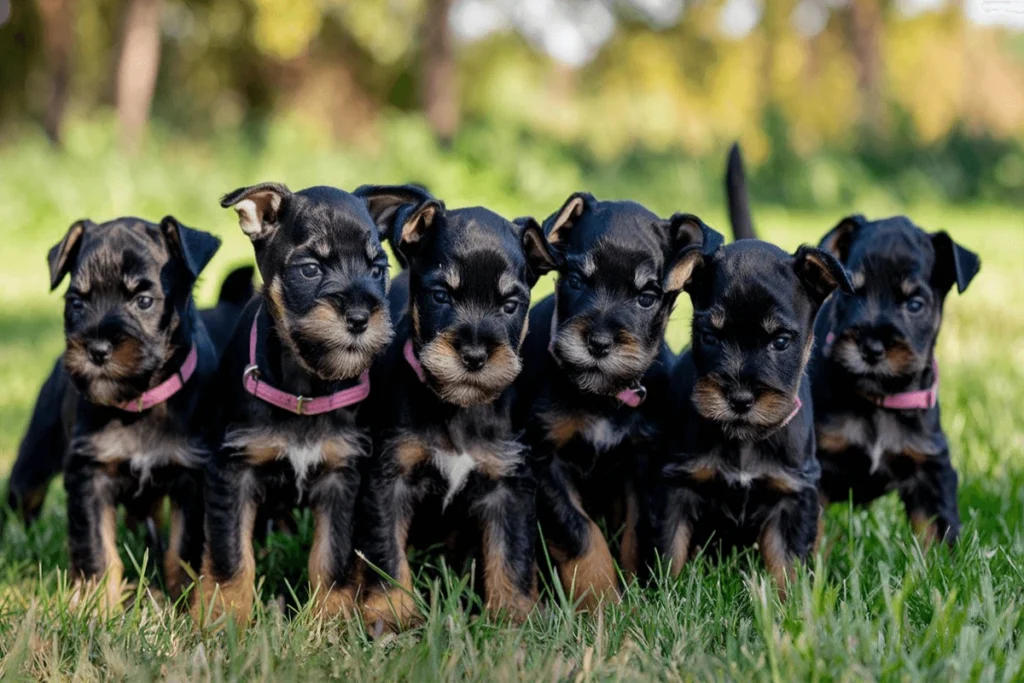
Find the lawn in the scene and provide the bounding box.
[0,131,1022,681]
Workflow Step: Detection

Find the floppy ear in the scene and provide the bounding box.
[931,231,980,295]
[663,213,724,293]
[515,216,557,287]
[818,214,865,264]
[161,216,222,280]
[354,184,443,258]
[542,192,593,249]
[47,219,93,290]
[220,182,291,241]
[793,245,853,304]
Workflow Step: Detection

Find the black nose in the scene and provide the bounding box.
[460,345,488,372]
[728,389,755,414]
[860,338,886,364]
[87,340,113,365]
[587,330,613,359]
[346,309,370,335]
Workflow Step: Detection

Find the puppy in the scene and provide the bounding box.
[196,183,405,625]
[650,234,851,593]
[6,264,254,527]
[358,186,554,629]
[811,214,979,546]
[7,216,221,610]
[516,193,720,607]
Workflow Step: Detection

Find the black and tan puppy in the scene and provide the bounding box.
[516,193,721,608]
[358,186,554,629]
[7,216,221,610]
[649,236,852,594]
[195,183,406,625]
[810,215,979,547]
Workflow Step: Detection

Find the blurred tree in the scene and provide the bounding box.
[846,0,887,136]
[36,0,75,146]
[421,0,458,144]
[115,0,162,151]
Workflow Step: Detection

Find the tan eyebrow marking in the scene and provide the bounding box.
[309,239,331,260]
[498,271,521,298]
[442,266,461,290]
[762,315,783,335]
[709,305,726,329]
[580,254,597,278]
[900,279,916,296]
[634,266,657,290]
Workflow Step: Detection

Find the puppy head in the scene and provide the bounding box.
[365,183,554,406]
[685,240,850,440]
[49,216,220,404]
[542,192,721,396]
[819,215,980,391]
[221,183,399,381]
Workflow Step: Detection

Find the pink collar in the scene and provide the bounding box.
[109,345,199,412]
[824,332,938,410]
[243,311,370,415]
[548,306,645,408]
[403,339,427,383]
[779,396,802,427]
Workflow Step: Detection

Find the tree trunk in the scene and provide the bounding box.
[115,0,162,152]
[37,0,75,146]
[849,0,885,135]
[420,0,458,145]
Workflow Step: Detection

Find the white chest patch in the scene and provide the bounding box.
[431,449,477,508]
[582,418,628,453]
[223,427,364,492]
[80,424,203,487]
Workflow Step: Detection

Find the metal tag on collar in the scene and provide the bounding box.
[295,396,309,415]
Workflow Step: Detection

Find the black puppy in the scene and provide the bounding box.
[6,264,254,528]
[516,193,720,608]
[196,182,404,625]
[650,232,851,593]
[358,186,553,629]
[811,214,979,546]
[8,216,221,611]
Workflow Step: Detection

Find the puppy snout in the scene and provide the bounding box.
[727,389,755,414]
[459,344,489,372]
[345,308,370,335]
[86,339,113,365]
[859,338,886,365]
[586,330,614,359]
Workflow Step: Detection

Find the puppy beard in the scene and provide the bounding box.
[553,323,656,396]
[64,336,164,405]
[831,336,926,380]
[692,377,797,441]
[288,305,393,381]
[419,333,522,408]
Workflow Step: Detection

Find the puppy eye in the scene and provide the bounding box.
[771,334,792,351]
[700,331,719,346]
[135,295,154,311]
[637,291,659,309]
[502,299,519,315]
[565,273,584,290]
[905,297,925,314]
[370,264,386,279]
[67,296,85,312]
[299,263,322,279]
[432,290,452,305]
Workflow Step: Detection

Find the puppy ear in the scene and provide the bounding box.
[793,245,854,304]
[663,213,723,293]
[354,184,444,256]
[161,216,222,280]
[220,182,290,241]
[47,219,93,290]
[515,216,557,286]
[931,231,980,295]
[542,192,593,249]
[818,214,865,263]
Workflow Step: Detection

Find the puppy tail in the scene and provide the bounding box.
[216,265,256,306]
[726,142,756,241]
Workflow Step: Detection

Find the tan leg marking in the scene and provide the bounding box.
[309,505,356,619]
[71,503,124,615]
[194,499,256,627]
[361,516,417,630]
[618,489,639,576]
[668,519,692,578]
[481,524,537,622]
[553,519,619,611]
[164,503,186,598]
[759,520,795,600]
[909,509,939,550]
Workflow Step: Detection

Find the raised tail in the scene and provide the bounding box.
[216,265,255,306]
[725,142,756,240]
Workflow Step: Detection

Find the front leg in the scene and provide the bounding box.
[758,487,819,599]
[648,480,698,579]
[65,455,123,613]
[899,452,960,548]
[474,474,538,621]
[194,459,257,627]
[164,469,204,601]
[538,460,618,610]
[308,466,360,619]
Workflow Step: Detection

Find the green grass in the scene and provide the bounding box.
[1,126,1023,680]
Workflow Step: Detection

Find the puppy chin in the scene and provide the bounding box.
[553,332,655,397]
[289,308,394,380]
[692,378,797,441]
[420,338,522,408]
